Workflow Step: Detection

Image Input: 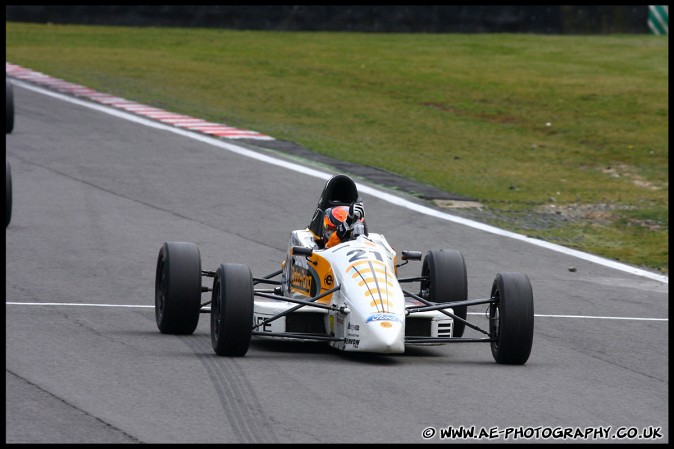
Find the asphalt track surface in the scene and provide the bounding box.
[5,83,668,444]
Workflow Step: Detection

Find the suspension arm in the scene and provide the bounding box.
[406,297,497,313]
[406,336,494,343]
[251,285,342,330]
[402,289,490,336]
[251,331,344,342]
[253,269,283,285]
[255,291,348,313]
[397,276,428,283]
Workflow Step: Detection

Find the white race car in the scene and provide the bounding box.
[154,175,534,364]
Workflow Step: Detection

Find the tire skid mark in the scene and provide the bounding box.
[137,312,278,442]
[184,336,279,444]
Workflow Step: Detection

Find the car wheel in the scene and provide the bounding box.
[489,272,534,365]
[155,242,202,334]
[211,263,254,356]
[6,78,14,134]
[420,249,468,337]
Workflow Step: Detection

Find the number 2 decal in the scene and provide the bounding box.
[347,249,383,262]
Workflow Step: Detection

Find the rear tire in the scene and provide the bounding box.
[211,263,254,356]
[489,272,534,365]
[155,242,202,334]
[420,249,468,337]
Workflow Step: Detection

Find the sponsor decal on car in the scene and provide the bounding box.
[366,313,402,324]
[344,338,360,348]
[290,264,312,294]
[254,315,273,333]
[291,251,334,302]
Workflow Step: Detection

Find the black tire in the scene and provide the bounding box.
[155,242,202,334]
[6,160,12,228]
[420,249,468,337]
[211,263,254,356]
[489,272,534,365]
[6,78,14,134]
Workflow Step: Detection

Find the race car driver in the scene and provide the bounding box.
[322,201,364,249]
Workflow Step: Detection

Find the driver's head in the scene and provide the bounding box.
[322,206,349,247]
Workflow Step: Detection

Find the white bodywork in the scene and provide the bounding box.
[253,230,454,353]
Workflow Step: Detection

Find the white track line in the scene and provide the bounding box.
[6,302,154,308]
[466,312,667,321]
[5,302,667,321]
[7,78,668,285]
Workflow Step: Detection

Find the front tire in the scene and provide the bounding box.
[420,249,468,337]
[211,263,254,356]
[489,272,534,365]
[155,242,202,334]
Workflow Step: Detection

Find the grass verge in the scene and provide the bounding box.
[6,23,668,274]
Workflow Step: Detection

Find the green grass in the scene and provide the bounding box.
[6,23,668,274]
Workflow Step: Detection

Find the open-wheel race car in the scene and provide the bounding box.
[154,175,534,364]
